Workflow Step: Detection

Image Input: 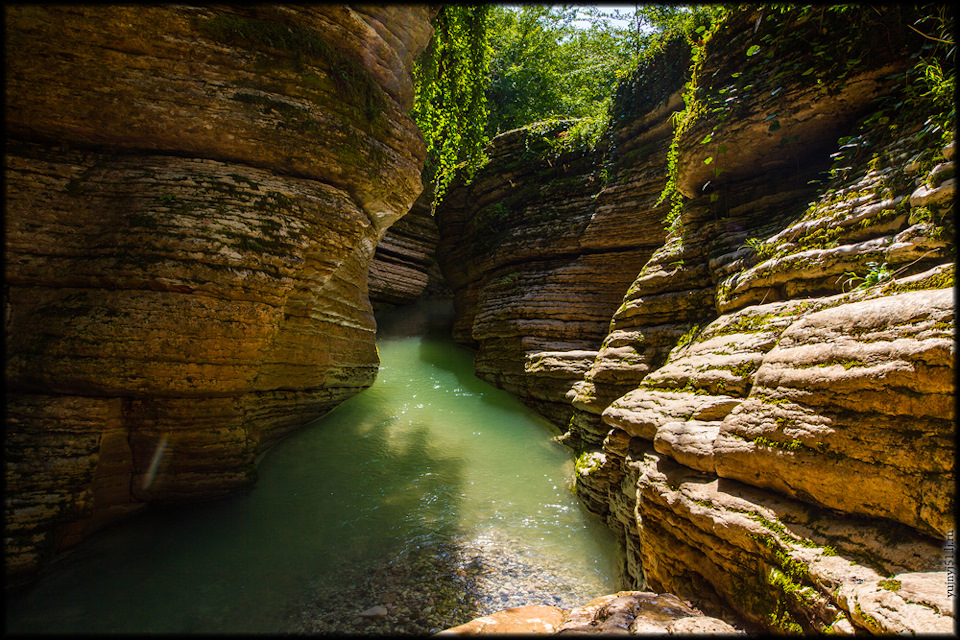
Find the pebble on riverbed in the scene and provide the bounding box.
[286,529,611,635]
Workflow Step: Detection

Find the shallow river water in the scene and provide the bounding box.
[6,298,621,634]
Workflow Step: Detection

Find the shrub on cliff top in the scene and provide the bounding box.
[417,4,723,207]
[655,4,952,238]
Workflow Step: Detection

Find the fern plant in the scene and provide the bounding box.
[840,261,893,291]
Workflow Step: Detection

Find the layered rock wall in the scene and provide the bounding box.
[4,4,434,583]
[368,189,446,308]
[435,37,691,426]
[435,6,954,634]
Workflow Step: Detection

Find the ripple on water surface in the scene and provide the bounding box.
[5,298,620,634]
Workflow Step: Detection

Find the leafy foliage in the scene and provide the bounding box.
[816,4,955,185]
[484,6,622,138]
[654,6,728,236]
[484,5,715,139]
[903,3,955,140]
[412,4,725,206]
[412,5,491,203]
[840,262,893,292]
[656,4,951,238]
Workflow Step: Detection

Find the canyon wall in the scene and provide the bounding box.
[435,6,954,634]
[368,189,446,309]
[4,4,434,583]
[436,38,691,427]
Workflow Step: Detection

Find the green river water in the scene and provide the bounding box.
[5,298,620,633]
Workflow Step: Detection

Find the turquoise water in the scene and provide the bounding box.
[5,298,620,633]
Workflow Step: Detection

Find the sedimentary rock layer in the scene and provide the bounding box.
[714,289,954,535]
[436,5,954,634]
[4,4,434,582]
[368,190,446,308]
[435,38,690,428]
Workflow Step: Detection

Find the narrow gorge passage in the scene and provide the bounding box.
[5,298,620,634]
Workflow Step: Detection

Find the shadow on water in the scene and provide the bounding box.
[6,296,620,635]
[5,385,469,634]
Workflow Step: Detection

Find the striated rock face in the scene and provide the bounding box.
[4,5,434,583]
[368,189,447,309]
[437,591,739,635]
[435,6,954,634]
[435,37,690,429]
[713,290,954,535]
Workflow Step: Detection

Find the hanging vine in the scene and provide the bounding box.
[412,5,491,206]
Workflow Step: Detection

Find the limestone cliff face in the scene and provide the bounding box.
[435,6,954,634]
[435,37,689,426]
[4,5,434,583]
[368,190,447,309]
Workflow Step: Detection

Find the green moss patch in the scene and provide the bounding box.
[878,578,902,592]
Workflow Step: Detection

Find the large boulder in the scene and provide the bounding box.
[436,591,740,635]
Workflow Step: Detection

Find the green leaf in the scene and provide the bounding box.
[704,156,713,165]
[700,133,713,144]
[746,44,761,56]
[768,120,781,132]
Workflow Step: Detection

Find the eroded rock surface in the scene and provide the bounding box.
[715,289,954,536]
[4,4,434,582]
[437,591,739,635]
[435,5,954,634]
[437,605,566,635]
[368,189,447,308]
[436,38,689,430]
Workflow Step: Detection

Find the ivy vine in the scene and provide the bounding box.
[655,4,951,239]
[655,7,727,237]
[412,5,491,206]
